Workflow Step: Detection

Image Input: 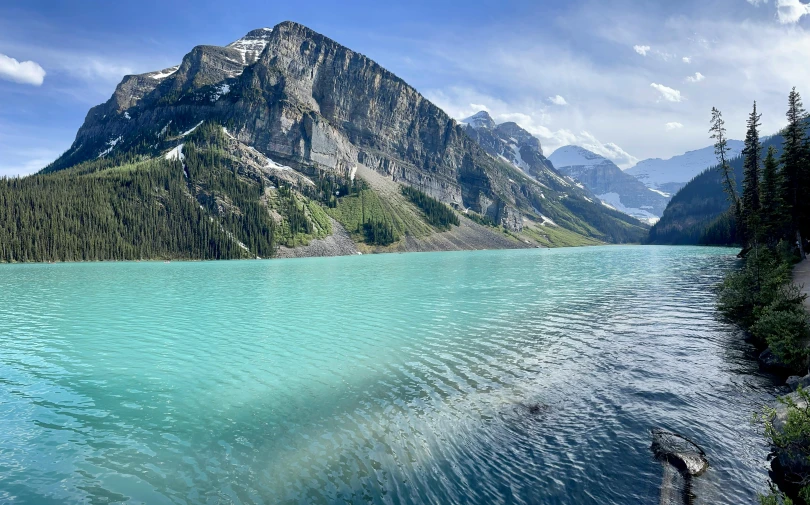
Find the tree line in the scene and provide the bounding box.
[713,90,810,504]
[711,89,810,254]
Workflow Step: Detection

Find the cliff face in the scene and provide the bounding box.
[45,21,647,243]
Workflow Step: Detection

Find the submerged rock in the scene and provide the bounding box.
[651,429,709,477]
[516,402,550,416]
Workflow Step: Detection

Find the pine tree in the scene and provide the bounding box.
[779,87,810,259]
[760,146,785,245]
[741,101,763,245]
[710,107,741,225]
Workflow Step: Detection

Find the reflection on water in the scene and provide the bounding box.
[0,246,781,504]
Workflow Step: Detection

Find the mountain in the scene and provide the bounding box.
[548,146,670,224]
[626,141,744,195]
[647,135,783,245]
[1,22,650,263]
[460,111,572,191]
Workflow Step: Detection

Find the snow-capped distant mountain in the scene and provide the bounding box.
[626,140,744,194]
[549,145,669,224]
[547,145,607,170]
[461,111,497,130]
[460,111,572,191]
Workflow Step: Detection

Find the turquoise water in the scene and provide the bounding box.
[0,246,779,504]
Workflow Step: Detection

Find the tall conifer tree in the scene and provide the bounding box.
[741,101,762,245]
[759,146,785,245]
[780,87,809,258]
[710,107,741,227]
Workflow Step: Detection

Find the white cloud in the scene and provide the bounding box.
[666,122,684,130]
[469,103,490,113]
[576,131,640,167]
[0,53,45,86]
[548,95,568,105]
[776,0,810,23]
[686,72,705,82]
[682,56,692,63]
[747,0,768,5]
[650,83,683,102]
[633,44,651,56]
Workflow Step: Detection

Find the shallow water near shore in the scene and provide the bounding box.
[0,246,781,504]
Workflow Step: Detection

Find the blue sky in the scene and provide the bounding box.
[1,0,809,175]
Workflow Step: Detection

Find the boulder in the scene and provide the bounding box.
[759,348,791,373]
[786,375,810,391]
[651,429,709,477]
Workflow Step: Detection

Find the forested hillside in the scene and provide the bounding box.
[0,123,329,262]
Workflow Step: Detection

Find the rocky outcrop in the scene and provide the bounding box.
[770,391,810,494]
[651,430,708,477]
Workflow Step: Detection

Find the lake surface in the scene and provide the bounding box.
[0,246,781,504]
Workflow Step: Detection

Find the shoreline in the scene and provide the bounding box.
[0,240,679,267]
[0,243,716,267]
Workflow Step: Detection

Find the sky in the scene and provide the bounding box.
[1,0,809,176]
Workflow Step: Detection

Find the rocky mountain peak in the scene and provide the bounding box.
[462,111,496,130]
[495,122,540,148]
[226,27,274,65]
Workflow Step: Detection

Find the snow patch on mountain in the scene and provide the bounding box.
[551,144,668,221]
[180,121,204,137]
[210,83,230,102]
[461,111,496,130]
[165,144,185,161]
[148,66,180,80]
[97,136,123,158]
